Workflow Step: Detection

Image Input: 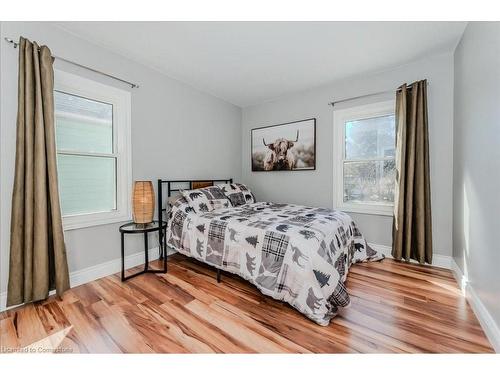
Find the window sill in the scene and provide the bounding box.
[335,204,394,217]
[63,212,131,231]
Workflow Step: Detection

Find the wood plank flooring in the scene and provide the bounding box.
[0,254,494,353]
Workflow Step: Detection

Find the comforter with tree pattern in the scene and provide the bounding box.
[166,201,383,326]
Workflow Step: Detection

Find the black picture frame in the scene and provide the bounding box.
[251,118,316,172]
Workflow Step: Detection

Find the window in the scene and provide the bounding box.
[54,71,132,230]
[333,100,396,216]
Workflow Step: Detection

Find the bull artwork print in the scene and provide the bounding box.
[262,130,299,170]
[251,118,316,171]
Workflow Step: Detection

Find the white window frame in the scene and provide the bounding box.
[333,100,395,216]
[54,70,132,230]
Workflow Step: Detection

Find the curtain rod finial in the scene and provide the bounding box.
[4,37,18,48]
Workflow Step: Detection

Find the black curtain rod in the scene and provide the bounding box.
[4,37,139,89]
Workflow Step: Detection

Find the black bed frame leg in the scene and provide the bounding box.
[216,269,221,283]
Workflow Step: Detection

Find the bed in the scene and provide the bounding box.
[158,179,383,326]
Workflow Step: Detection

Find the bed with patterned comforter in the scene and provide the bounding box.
[166,200,383,326]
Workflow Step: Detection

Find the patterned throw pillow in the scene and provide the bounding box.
[167,194,197,215]
[217,183,256,207]
[180,186,231,213]
[168,194,188,208]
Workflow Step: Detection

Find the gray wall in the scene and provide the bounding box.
[0,22,242,295]
[242,52,455,256]
[453,22,500,330]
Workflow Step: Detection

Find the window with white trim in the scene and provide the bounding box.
[333,100,396,216]
[54,71,132,230]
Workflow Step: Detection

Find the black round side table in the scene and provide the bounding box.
[119,220,167,281]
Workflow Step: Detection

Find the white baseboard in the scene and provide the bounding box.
[451,259,500,353]
[369,243,452,269]
[0,247,177,312]
[68,246,161,287]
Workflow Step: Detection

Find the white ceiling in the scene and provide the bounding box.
[56,22,467,107]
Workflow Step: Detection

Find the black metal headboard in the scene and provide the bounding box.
[157,178,233,255]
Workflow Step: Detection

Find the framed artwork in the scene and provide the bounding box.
[251,118,316,171]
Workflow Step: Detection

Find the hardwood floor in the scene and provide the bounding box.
[0,254,494,353]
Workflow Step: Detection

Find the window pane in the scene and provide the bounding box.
[57,154,116,216]
[55,91,113,154]
[343,159,395,204]
[345,114,395,160]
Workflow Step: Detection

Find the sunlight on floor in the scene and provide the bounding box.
[428,280,462,296]
[23,326,73,353]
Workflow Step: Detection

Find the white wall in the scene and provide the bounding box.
[242,52,455,257]
[453,22,500,342]
[0,22,242,296]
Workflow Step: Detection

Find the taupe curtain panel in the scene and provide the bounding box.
[392,80,433,264]
[7,37,70,307]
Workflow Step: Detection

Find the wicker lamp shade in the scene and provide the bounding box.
[132,181,155,224]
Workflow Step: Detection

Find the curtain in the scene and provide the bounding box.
[7,37,70,307]
[392,80,433,264]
